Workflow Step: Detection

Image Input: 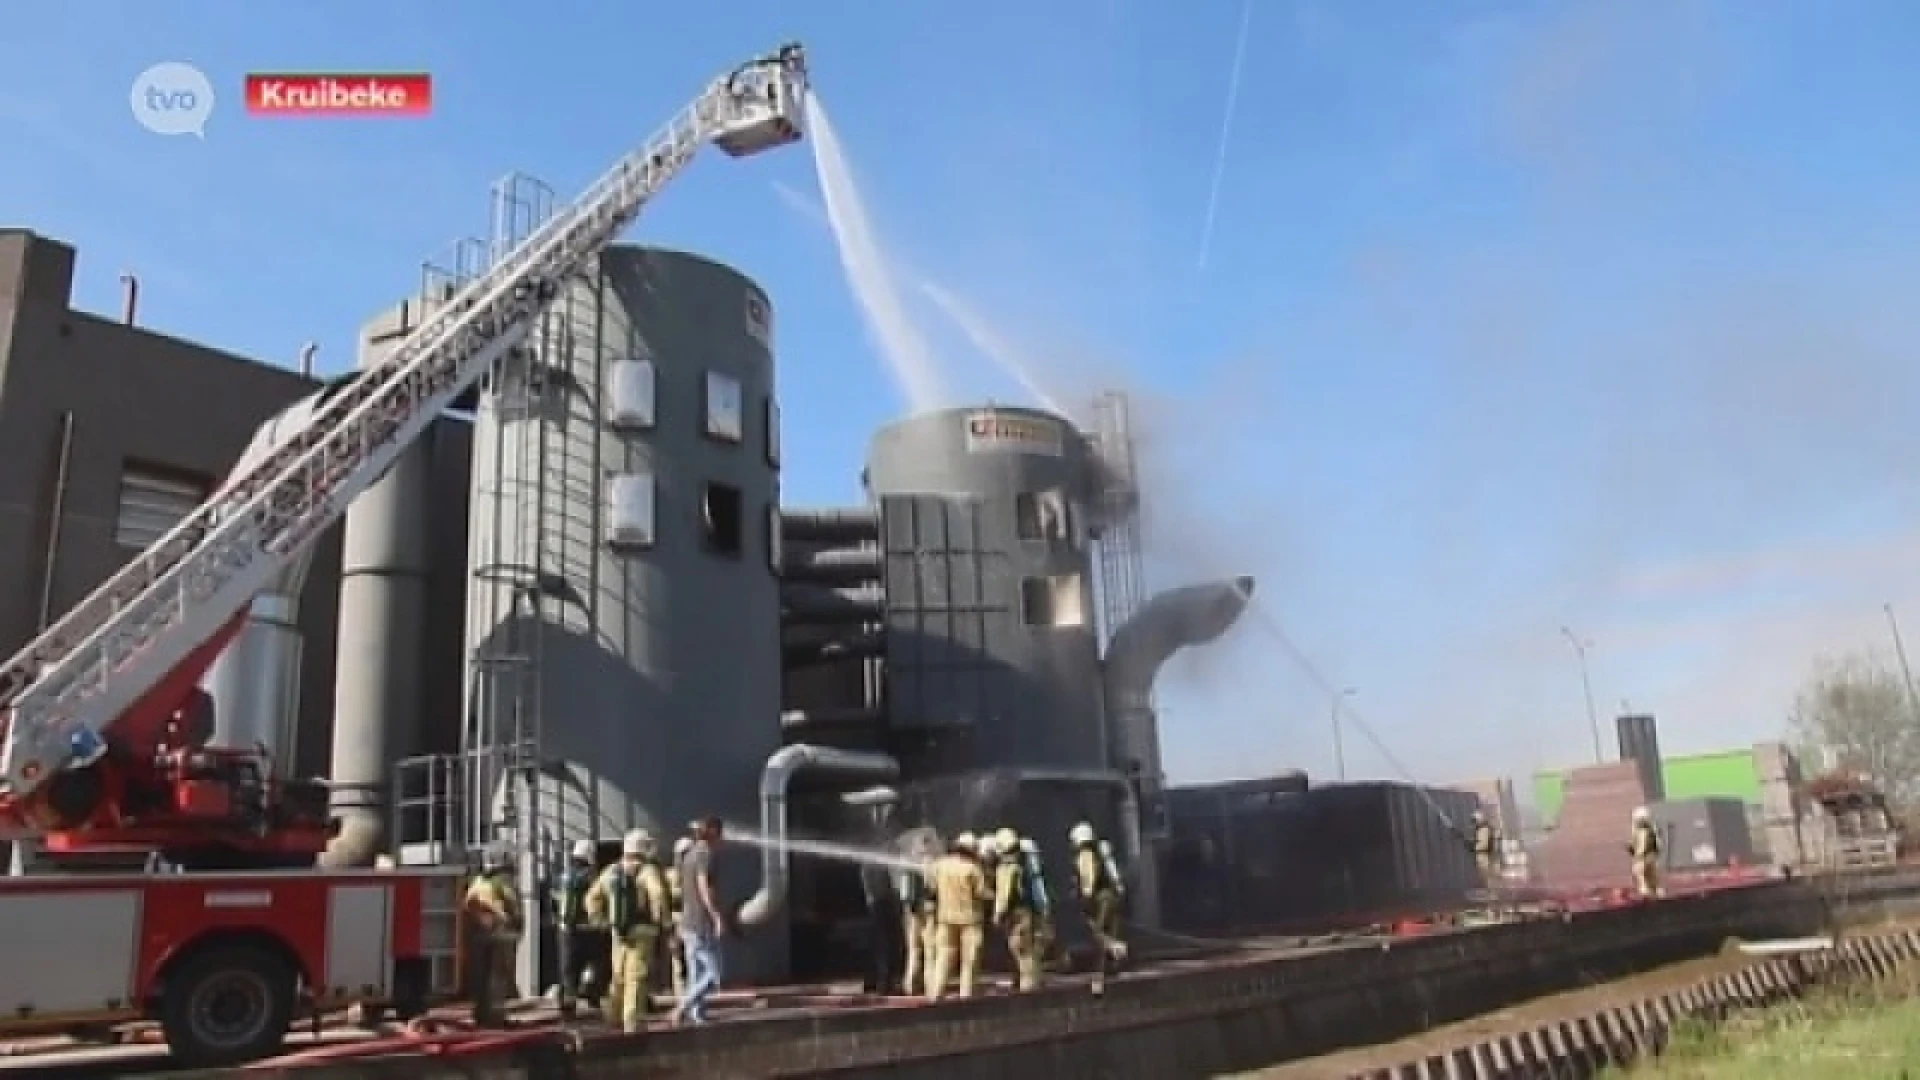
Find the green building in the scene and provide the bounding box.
[1533,748,1764,826]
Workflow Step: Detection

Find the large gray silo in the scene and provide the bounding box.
[320,297,444,868]
[464,246,785,973]
[864,406,1108,775]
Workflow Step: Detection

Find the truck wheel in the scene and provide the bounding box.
[158,944,296,1068]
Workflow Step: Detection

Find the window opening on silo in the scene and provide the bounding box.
[604,472,656,551]
[606,358,657,431]
[1015,490,1070,544]
[764,397,782,466]
[766,502,783,573]
[704,370,744,443]
[703,482,744,557]
[113,462,210,551]
[1020,573,1087,628]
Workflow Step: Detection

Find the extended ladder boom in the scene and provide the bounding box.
[0,44,809,803]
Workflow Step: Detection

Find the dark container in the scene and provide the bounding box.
[1160,780,1480,935]
[1650,796,1756,870]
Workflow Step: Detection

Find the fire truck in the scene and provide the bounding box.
[0,44,810,1068]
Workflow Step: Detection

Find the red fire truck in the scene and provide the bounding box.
[0,44,809,1068]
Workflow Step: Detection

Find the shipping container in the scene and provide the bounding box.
[1159,780,1480,935]
[1650,797,1756,870]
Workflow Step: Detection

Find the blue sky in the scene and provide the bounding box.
[5,1,1920,794]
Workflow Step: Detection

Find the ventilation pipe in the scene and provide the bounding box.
[321,299,441,868]
[1100,576,1256,927]
[736,743,899,927]
[201,380,354,775]
[781,507,879,543]
[298,342,318,378]
[117,272,138,325]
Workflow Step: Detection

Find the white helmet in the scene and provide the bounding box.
[1018,837,1038,855]
[1632,806,1651,824]
[954,831,978,852]
[623,828,657,857]
[571,839,597,861]
[977,836,999,859]
[673,836,694,858]
[1069,822,1096,846]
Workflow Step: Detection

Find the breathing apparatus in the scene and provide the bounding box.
[1017,838,1052,917]
[1097,839,1126,897]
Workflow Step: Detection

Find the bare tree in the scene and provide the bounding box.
[1789,651,1920,805]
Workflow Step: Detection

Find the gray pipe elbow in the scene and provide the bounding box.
[737,743,898,927]
[1103,576,1254,713]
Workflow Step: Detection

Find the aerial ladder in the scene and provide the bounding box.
[0,44,810,870]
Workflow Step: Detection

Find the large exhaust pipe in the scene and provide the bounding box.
[1100,575,1255,927]
[1103,576,1256,713]
[736,743,899,927]
[201,381,354,775]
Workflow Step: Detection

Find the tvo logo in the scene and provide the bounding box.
[130,62,215,138]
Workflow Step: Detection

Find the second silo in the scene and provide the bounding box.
[465,246,783,958]
[864,406,1108,775]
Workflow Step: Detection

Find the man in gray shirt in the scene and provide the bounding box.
[672,818,729,1026]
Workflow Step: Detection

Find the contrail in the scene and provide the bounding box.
[1196,0,1255,272]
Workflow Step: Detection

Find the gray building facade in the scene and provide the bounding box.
[0,228,471,783]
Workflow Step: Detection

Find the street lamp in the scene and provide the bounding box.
[1559,626,1603,763]
[1330,687,1357,782]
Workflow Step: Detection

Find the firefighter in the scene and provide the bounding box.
[990,827,1043,991]
[587,828,671,1033]
[1018,836,1058,968]
[554,839,604,1017]
[1070,822,1128,990]
[898,851,936,996]
[462,847,523,1026]
[664,835,693,998]
[925,832,988,1001]
[1468,810,1503,912]
[1629,807,1666,899]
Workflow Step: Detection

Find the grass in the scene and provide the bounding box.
[1618,975,1920,1078]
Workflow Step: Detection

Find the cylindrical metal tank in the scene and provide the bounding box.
[864,406,1107,774]
[321,297,442,868]
[464,246,783,969]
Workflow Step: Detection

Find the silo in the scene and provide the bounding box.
[464,246,785,972]
[864,406,1107,776]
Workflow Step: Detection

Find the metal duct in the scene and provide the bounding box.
[201,377,354,774]
[781,584,884,624]
[780,706,884,731]
[1103,576,1256,717]
[782,629,885,668]
[1099,576,1253,928]
[781,544,881,584]
[781,507,879,543]
[736,743,899,927]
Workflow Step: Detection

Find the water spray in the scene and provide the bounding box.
[1230,581,1468,835]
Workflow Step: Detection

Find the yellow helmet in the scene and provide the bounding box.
[994,827,1019,852]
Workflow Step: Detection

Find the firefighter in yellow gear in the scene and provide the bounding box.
[462,847,523,1026]
[898,852,937,996]
[586,828,671,1032]
[1628,807,1666,899]
[1468,810,1503,912]
[925,832,988,1001]
[1070,822,1128,991]
[990,827,1043,991]
[663,835,692,998]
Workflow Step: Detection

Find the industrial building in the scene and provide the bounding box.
[0,214,1260,984]
[0,229,473,787]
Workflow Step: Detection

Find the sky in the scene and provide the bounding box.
[4,1,1920,796]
